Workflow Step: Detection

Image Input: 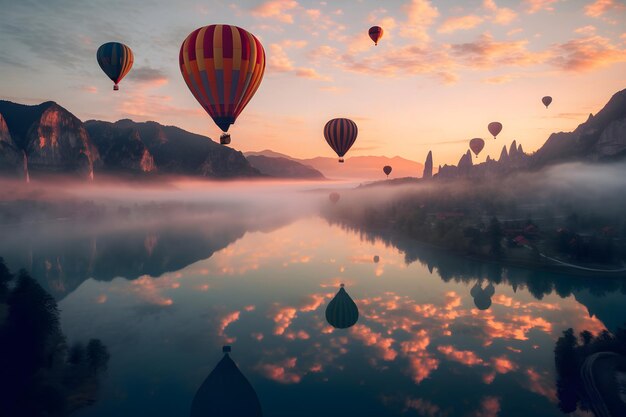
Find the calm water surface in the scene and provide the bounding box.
[2,185,624,417]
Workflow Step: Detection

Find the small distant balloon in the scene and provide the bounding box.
[368,26,383,46]
[383,165,392,178]
[373,255,380,263]
[542,96,552,108]
[97,42,134,91]
[469,138,485,158]
[324,118,358,163]
[329,192,340,204]
[325,284,359,329]
[487,122,502,140]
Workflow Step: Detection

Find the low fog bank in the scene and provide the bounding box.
[331,162,626,218]
[322,161,626,270]
[0,176,337,229]
[0,176,341,298]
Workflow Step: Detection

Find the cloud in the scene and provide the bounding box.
[269,41,331,81]
[256,357,301,383]
[450,32,548,69]
[271,306,298,335]
[400,0,440,43]
[483,0,517,25]
[251,0,299,23]
[524,0,559,13]
[405,398,446,417]
[437,345,484,366]
[269,43,295,72]
[507,28,523,36]
[584,0,626,17]
[574,25,597,35]
[80,85,98,94]
[438,15,484,34]
[350,324,397,361]
[483,74,521,84]
[295,67,330,80]
[127,67,169,86]
[472,396,501,417]
[550,35,626,72]
[335,44,457,84]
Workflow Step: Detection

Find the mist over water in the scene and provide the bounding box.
[1,165,625,417]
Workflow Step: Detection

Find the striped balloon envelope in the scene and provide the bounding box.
[96,42,134,91]
[324,118,358,163]
[325,284,359,329]
[179,24,266,141]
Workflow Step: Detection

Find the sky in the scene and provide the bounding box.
[1,0,625,166]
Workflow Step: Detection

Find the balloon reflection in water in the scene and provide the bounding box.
[325,284,359,329]
[190,346,263,417]
[470,282,495,310]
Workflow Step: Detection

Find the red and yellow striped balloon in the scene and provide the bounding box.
[324,118,358,163]
[179,24,266,135]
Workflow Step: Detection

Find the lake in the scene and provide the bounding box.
[1,181,624,417]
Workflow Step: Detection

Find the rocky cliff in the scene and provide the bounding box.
[0,113,21,176]
[0,100,260,179]
[0,101,98,178]
[423,151,433,178]
[85,119,259,178]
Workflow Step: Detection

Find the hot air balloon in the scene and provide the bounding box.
[325,284,359,329]
[97,42,134,91]
[324,118,358,163]
[368,26,383,46]
[373,255,380,263]
[487,122,502,140]
[329,192,340,204]
[180,25,266,145]
[470,283,495,311]
[469,138,485,158]
[190,346,263,417]
[542,96,552,108]
[383,165,392,178]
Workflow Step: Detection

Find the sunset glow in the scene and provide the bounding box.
[1,1,624,165]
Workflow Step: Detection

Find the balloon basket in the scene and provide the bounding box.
[113,84,119,91]
[338,158,344,163]
[220,133,231,145]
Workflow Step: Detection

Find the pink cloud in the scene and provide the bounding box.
[585,0,626,17]
[271,306,298,335]
[550,35,626,72]
[350,324,398,361]
[450,32,548,69]
[483,0,517,25]
[525,368,557,401]
[218,310,240,342]
[400,0,440,43]
[407,354,440,383]
[472,396,501,417]
[251,0,299,23]
[491,355,518,373]
[257,357,301,383]
[405,397,445,417]
[438,15,484,34]
[525,0,559,14]
[575,25,597,35]
[437,345,484,366]
[299,293,328,312]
